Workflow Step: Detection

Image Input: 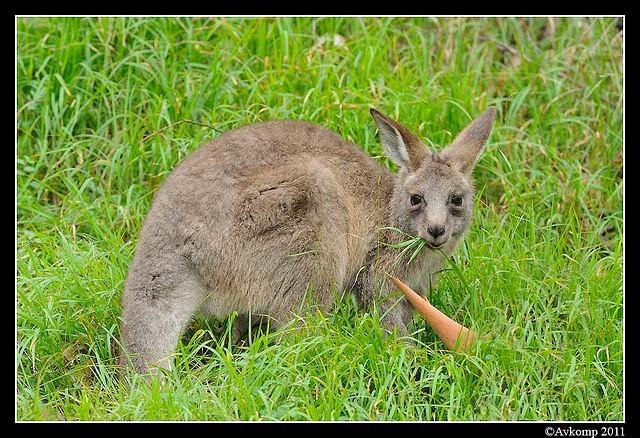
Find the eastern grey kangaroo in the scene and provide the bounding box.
[120,107,496,373]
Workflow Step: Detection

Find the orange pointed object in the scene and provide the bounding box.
[387,273,477,352]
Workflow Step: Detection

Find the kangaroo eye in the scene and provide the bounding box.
[451,195,463,206]
[410,194,423,206]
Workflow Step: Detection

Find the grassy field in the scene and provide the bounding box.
[16,17,623,421]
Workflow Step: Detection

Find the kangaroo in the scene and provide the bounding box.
[120,107,496,373]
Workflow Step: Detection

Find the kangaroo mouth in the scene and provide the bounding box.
[426,241,446,249]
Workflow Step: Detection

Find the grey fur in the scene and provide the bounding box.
[120,107,496,373]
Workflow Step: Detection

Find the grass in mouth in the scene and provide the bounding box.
[381,226,429,267]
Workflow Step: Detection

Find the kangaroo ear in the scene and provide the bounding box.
[440,107,496,175]
[370,108,427,171]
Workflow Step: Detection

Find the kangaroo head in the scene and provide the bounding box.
[370,107,496,249]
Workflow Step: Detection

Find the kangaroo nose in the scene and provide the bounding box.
[427,225,445,239]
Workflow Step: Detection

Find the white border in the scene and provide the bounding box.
[14,15,625,424]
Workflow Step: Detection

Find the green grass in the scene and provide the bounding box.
[16,17,623,421]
